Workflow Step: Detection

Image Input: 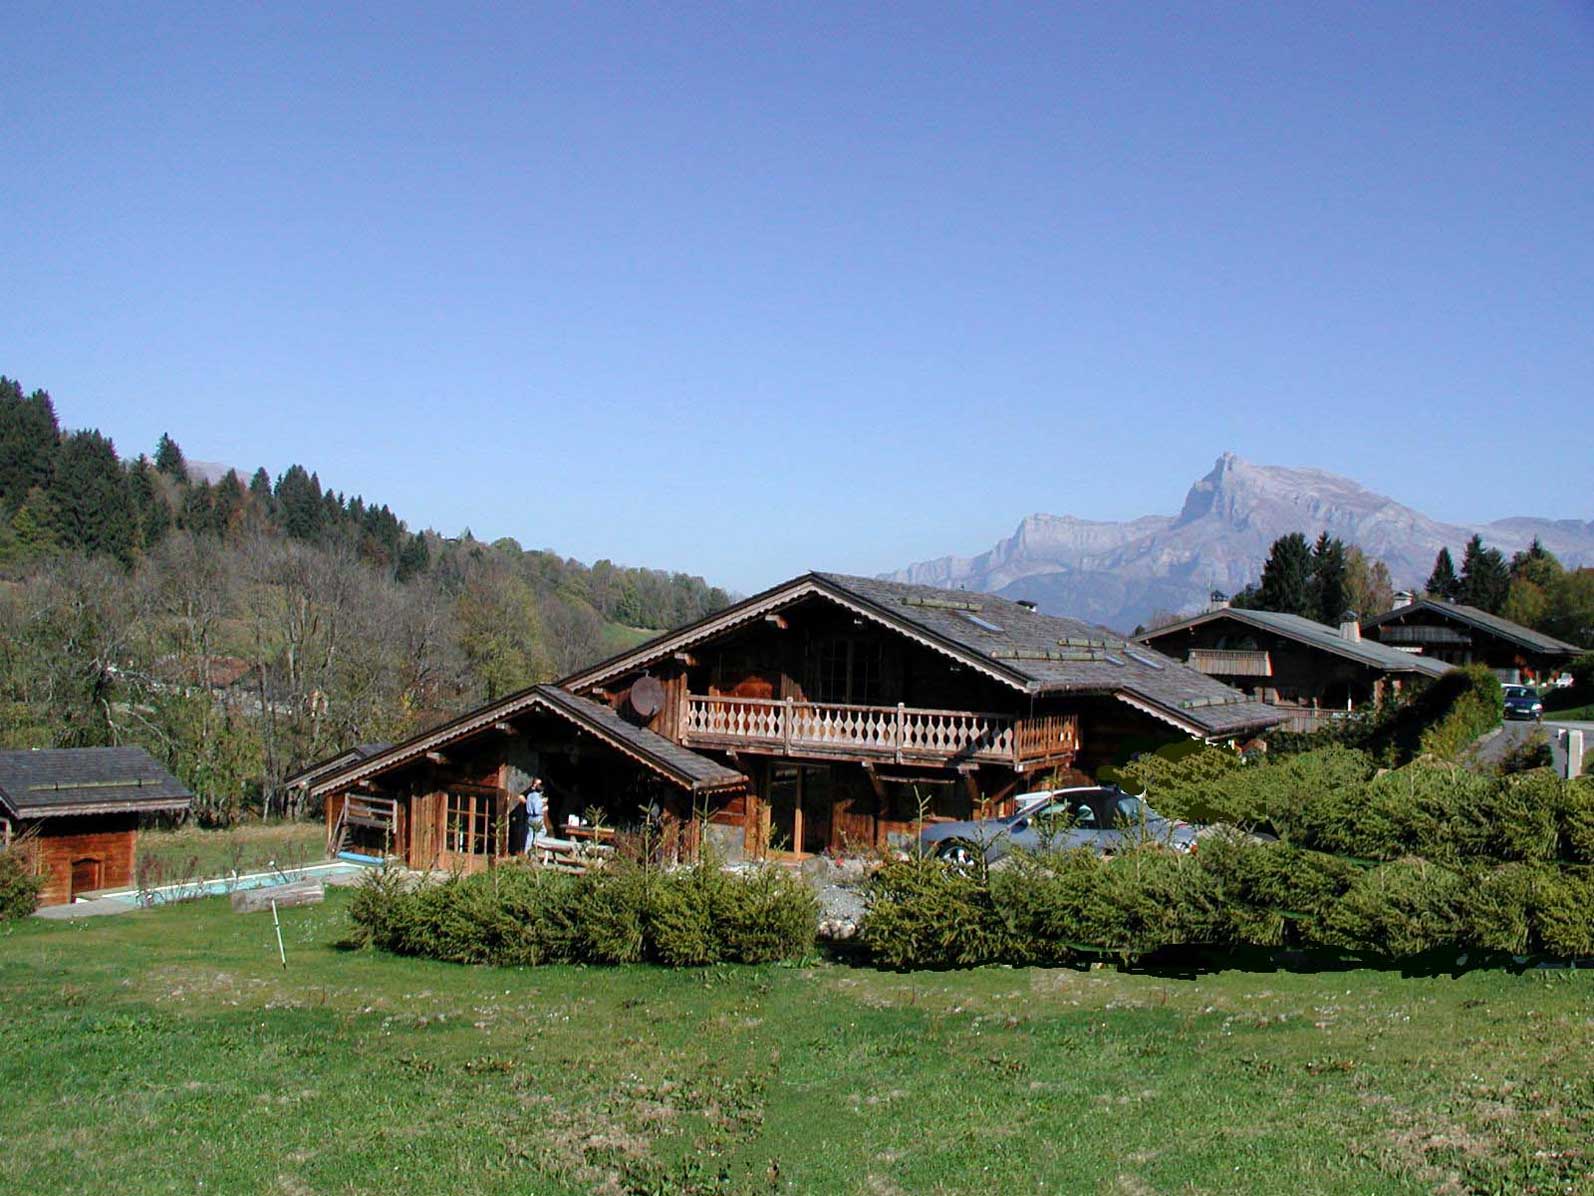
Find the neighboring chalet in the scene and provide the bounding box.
[309,573,1280,867]
[1361,598,1581,684]
[1137,606,1451,731]
[0,747,193,906]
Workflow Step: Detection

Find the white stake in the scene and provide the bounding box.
[271,898,287,969]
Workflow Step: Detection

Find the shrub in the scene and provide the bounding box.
[861,856,1012,970]
[1529,867,1594,960]
[0,843,43,921]
[1115,745,1375,836]
[1561,778,1594,864]
[1197,836,1359,947]
[1321,858,1466,957]
[1457,863,1541,956]
[716,865,819,964]
[348,858,815,968]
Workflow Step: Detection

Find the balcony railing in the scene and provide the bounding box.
[1187,648,1273,677]
[681,694,1078,769]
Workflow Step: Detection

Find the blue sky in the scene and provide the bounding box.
[4,3,1591,593]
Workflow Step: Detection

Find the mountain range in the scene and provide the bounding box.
[887,454,1594,632]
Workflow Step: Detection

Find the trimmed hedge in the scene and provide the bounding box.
[349,857,818,968]
[859,841,1594,968]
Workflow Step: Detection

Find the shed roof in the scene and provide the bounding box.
[284,742,392,791]
[1362,599,1581,657]
[0,747,193,818]
[309,686,745,799]
[561,572,1283,739]
[1137,607,1454,678]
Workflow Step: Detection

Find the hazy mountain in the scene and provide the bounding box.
[889,453,1594,631]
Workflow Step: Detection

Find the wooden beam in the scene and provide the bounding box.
[673,651,697,667]
[764,613,789,630]
[425,751,448,765]
[492,721,515,735]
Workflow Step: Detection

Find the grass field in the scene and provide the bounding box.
[2,893,1592,1195]
[135,821,328,884]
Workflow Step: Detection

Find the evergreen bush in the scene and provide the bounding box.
[0,843,43,921]
[349,857,815,968]
[1320,858,1466,957]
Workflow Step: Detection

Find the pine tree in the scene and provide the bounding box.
[154,433,187,480]
[0,378,60,512]
[1426,548,1460,601]
[1310,532,1350,625]
[1458,534,1510,613]
[274,465,324,541]
[1257,532,1313,616]
[47,430,138,564]
[127,458,172,550]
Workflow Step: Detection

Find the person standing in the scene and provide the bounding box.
[523,779,548,856]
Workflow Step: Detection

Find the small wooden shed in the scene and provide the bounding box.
[0,747,193,906]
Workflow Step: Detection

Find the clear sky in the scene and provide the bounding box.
[4,3,1591,593]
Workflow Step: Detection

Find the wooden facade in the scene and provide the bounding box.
[15,814,138,906]
[1361,599,1579,684]
[312,573,1280,867]
[0,747,193,909]
[1137,607,1450,730]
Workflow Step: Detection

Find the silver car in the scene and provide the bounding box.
[918,784,1198,865]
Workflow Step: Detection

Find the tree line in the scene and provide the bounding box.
[0,375,733,821]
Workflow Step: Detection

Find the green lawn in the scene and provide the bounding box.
[136,821,328,884]
[2,894,1592,1195]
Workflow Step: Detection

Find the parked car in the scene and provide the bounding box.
[1502,685,1544,721]
[918,784,1198,865]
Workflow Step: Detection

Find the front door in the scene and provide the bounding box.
[71,857,102,900]
[767,764,833,856]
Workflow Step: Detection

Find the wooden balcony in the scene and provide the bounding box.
[681,694,1078,769]
[1188,648,1273,677]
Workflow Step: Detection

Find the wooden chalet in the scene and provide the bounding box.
[1136,606,1452,732]
[309,572,1282,866]
[1360,598,1580,685]
[0,747,193,906]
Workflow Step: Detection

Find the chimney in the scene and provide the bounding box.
[1392,590,1414,610]
[1339,610,1361,643]
[1015,599,1037,611]
[1207,589,1230,613]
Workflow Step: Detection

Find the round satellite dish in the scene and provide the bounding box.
[629,675,665,718]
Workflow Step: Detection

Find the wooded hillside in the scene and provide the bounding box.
[0,375,731,821]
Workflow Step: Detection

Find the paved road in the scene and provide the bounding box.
[1472,717,1592,773]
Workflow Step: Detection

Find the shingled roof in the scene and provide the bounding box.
[1137,607,1454,678]
[561,572,1283,739]
[1362,599,1581,657]
[0,747,193,818]
[309,685,745,799]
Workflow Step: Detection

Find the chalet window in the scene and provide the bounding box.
[444,791,498,856]
[810,637,886,705]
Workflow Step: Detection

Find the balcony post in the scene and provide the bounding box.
[784,697,793,753]
[895,702,905,764]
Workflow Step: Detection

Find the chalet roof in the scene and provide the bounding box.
[284,742,392,791]
[0,747,193,819]
[1137,607,1454,678]
[308,686,745,799]
[1361,599,1581,658]
[560,572,1283,739]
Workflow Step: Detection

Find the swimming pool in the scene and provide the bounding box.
[91,859,376,907]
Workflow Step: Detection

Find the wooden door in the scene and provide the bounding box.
[70,857,102,899]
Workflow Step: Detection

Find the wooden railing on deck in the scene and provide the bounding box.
[682,695,1077,769]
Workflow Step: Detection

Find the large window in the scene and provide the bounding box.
[810,636,886,705]
[444,791,499,857]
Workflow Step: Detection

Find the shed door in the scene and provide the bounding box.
[71,857,103,899]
